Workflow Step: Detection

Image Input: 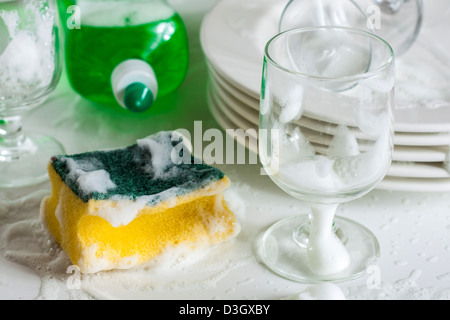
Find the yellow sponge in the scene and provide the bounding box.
[41,131,238,273]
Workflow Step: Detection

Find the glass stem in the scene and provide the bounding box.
[0,115,27,161]
[308,203,338,242]
[293,203,347,248]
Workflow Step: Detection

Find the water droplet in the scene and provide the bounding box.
[237,277,254,286]
[225,287,236,294]
[437,272,450,281]
[390,217,399,224]
[394,260,408,266]
[401,198,411,205]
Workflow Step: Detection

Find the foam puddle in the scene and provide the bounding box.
[2,186,449,300]
[0,186,252,300]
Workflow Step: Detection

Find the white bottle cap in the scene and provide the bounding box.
[111,59,158,112]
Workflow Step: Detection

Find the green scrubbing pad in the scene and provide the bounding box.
[50,131,225,204]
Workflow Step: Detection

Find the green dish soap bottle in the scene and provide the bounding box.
[58,0,189,112]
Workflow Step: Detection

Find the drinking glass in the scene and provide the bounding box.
[280,0,423,56]
[257,27,395,282]
[0,0,64,188]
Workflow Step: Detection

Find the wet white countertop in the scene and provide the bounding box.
[0,0,449,300]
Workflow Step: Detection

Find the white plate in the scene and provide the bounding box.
[207,83,258,155]
[387,162,450,179]
[378,176,450,192]
[210,79,450,178]
[208,65,450,147]
[207,83,450,191]
[209,78,449,165]
[207,61,260,104]
[209,81,257,138]
[210,73,450,164]
[210,82,449,163]
[201,0,450,133]
[201,0,284,97]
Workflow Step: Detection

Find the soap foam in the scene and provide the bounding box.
[0,1,55,99]
[78,244,140,274]
[278,126,315,164]
[275,125,390,193]
[137,133,179,179]
[1,183,250,300]
[306,203,351,275]
[279,157,343,191]
[136,131,202,181]
[85,184,178,228]
[88,195,150,228]
[279,87,304,124]
[271,125,389,276]
[76,170,116,195]
[62,157,116,195]
[284,283,346,300]
[327,125,360,157]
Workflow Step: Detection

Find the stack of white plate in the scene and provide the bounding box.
[200,0,450,192]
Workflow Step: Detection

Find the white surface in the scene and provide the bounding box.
[1,0,450,301]
[2,155,450,300]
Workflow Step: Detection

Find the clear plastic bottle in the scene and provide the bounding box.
[58,0,189,112]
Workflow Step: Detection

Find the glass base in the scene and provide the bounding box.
[0,133,64,188]
[256,215,380,283]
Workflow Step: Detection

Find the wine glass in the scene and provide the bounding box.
[0,0,64,188]
[280,0,372,32]
[279,0,423,56]
[257,27,395,282]
[358,0,423,56]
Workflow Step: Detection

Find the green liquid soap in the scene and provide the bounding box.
[59,0,189,112]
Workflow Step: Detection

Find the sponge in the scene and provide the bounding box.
[41,131,238,273]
